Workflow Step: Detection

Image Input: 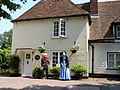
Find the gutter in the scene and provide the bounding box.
[89,43,94,74]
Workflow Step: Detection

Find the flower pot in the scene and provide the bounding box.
[74,73,82,80]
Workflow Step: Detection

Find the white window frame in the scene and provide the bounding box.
[107,52,120,69]
[51,51,63,67]
[53,21,59,38]
[116,25,120,39]
[52,19,67,38]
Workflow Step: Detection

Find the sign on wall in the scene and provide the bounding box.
[34,55,40,60]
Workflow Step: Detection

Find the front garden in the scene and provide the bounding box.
[0,46,87,79]
[0,48,20,76]
[32,64,87,80]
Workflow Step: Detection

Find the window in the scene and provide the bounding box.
[51,51,63,67]
[26,54,30,59]
[60,19,66,36]
[53,19,66,38]
[53,21,59,36]
[116,25,120,39]
[107,52,120,69]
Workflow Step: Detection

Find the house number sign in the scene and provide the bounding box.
[35,55,40,60]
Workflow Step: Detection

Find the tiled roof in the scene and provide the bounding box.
[113,17,120,23]
[77,1,120,40]
[12,0,89,22]
[91,1,120,40]
[12,0,120,41]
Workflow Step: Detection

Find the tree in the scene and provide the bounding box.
[0,49,9,71]
[0,0,37,19]
[0,29,12,49]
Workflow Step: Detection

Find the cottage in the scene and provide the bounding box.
[12,0,120,77]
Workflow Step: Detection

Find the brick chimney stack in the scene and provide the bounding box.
[90,0,98,15]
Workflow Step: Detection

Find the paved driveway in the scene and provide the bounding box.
[0,77,120,90]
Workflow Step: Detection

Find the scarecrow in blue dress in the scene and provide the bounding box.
[59,51,71,80]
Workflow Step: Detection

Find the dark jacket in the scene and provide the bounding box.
[60,55,69,68]
[41,58,50,69]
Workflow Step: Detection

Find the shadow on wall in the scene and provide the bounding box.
[1,83,120,90]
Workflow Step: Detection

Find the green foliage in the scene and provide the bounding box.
[0,49,9,70]
[0,69,12,76]
[38,47,46,53]
[50,66,60,78]
[0,0,36,19]
[32,67,42,78]
[0,29,20,76]
[7,54,20,74]
[70,64,87,74]
[0,0,21,19]
[0,29,12,49]
[0,48,20,75]
[116,61,120,70]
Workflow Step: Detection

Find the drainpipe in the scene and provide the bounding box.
[89,43,94,74]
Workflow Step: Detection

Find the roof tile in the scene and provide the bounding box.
[13,0,89,22]
[77,1,120,40]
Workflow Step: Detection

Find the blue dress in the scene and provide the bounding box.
[59,56,71,80]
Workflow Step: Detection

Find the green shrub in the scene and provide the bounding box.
[32,67,42,78]
[0,48,20,76]
[0,69,12,76]
[70,64,87,74]
[70,64,87,80]
[7,54,20,75]
[50,66,60,79]
[0,49,9,70]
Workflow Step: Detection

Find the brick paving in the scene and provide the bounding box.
[0,77,120,90]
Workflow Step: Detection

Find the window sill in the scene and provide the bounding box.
[51,36,67,39]
[115,40,120,42]
[106,68,119,70]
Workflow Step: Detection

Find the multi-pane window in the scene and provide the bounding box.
[53,21,59,36]
[53,19,66,38]
[60,19,66,36]
[26,54,30,59]
[51,51,63,67]
[107,53,120,69]
[116,25,120,39]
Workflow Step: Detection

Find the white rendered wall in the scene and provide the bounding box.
[89,43,120,75]
[12,16,90,75]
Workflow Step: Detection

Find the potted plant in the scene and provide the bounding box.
[70,64,87,79]
[38,47,46,53]
[50,66,60,79]
[116,61,120,70]
[32,67,43,79]
[70,45,79,53]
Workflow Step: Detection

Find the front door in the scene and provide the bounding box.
[23,52,32,77]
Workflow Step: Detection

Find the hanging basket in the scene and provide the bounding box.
[70,49,77,53]
[70,45,79,53]
[38,47,46,53]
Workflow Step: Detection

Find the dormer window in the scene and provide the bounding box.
[52,19,66,38]
[115,25,120,39]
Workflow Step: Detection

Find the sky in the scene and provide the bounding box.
[0,0,117,34]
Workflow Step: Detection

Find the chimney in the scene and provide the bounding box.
[90,0,98,15]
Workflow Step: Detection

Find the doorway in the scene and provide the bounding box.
[23,52,32,77]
